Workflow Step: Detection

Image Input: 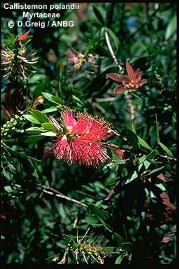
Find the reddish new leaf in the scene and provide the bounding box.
[110,147,126,159]
[17,30,30,42]
[161,228,176,243]
[106,61,147,94]
[126,61,135,80]
[160,192,176,212]
[156,173,172,183]
[106,73,129,84]
[113,85,125,94]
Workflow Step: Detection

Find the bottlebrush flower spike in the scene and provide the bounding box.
[67,50,78,63]
[67,50,85,69]
[1,32,38,80]
[52,109,115,167]
[106,61,147,94]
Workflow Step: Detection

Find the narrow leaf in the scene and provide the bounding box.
[165,16,177,40]
[126,62,135,80]
[85,215,99,225]
[158,141,173,157]
[41,131,56,137]
[42,122,57,131]
[93,6,104,25]
[31,110,48,124]
[42,107,58,113]
[106,27,120,50]
[90,204,109,221]
[42,92,61,104]
[17,30,30,42]
[160,192,176,212]
[72,95,84,106]
[25,135,44,143]
[156,183,166,192]
[26,127,45,132]
[51,96,62,104]
[23,114,40,124]
[115,253,128,264]
[137,136,152,150]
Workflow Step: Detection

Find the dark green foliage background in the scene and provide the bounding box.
[1,2,176,264]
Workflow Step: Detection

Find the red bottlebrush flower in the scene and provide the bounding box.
[106,61,147,94]
[52,109,114,166]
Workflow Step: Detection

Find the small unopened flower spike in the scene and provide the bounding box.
[106,61,147,94]
[1,31,38,80]
[52,109,115,167]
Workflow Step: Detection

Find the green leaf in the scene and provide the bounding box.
[4,186,13,193]
[106,27,120,50]
[62,234,75,245]
[90,204,109,221]
[146,150,157,161]
[72,95,84,106]
[130,171,138,181]
[115,252,128,264]
[56,242,67,249]
[137,136,152,150]
[156,183,166,192]
[143,160,151,170]
[42,107,58,113]
[125,129,139,150]
[41,131,56,137]
[147,166,165,177]
[112,232,124,245]
[42,92,61,104]
[2,168,12,180]
[42,122,57,131]
[165,16,177,40]
[126,120,136,133]
[103,247,116,253]
[23,114,40,124]
[25,135,44,143]
[138,155,146,164]
[93,6,104,25]
[31,110,48,124]
[158,141,173,157]
[51,96,62,104]
[26,127,45,133]
[85,214,99,225]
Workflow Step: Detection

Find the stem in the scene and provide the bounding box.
[41,185,88,209]
[158,154,176,162]
[125,94,135,120]
[155,113,160,143]
[104,27,123,71]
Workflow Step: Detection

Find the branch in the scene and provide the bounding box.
[124,94,135,120]
[158,154,176,162]
[104,27,123,71]
[41,185,88,209]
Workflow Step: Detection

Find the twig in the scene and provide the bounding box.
[41,185,88,209]
[95,97,116,102]
[125,94,135,120]
[159,154,176,162]
[104,27,123,71]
